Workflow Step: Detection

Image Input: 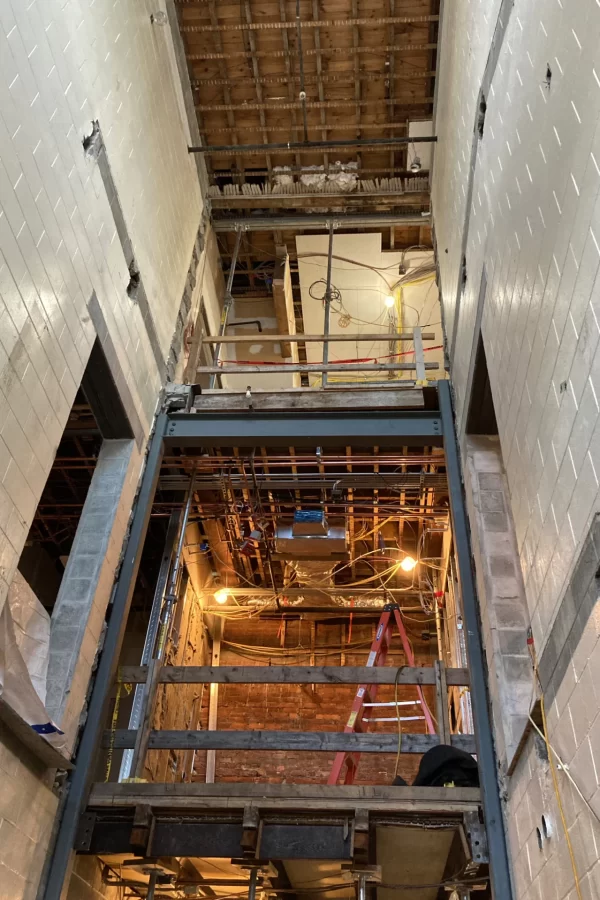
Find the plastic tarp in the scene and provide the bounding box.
[0,572,66,752]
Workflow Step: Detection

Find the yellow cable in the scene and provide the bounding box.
[104,679,131,782]
[529,641,583,900]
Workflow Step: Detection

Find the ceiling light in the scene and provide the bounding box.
[384,294,396,308]
[399,556,417,572]
[410,157,422,173]
[214,588,230,604]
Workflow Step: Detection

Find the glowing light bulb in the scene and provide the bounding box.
[214,588,229,604]
[399,556,417,572]
[384,294,396,308]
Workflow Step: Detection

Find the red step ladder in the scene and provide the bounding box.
[327,603,436,785]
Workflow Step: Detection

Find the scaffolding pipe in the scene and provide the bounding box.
[190,135,437,155]
[118,512,180,782]
[321,221,334,388]
[209,228,242,389]
[213,213,429,231]
[156,463,198,658]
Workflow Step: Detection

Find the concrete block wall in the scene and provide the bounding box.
[433,0,600,895]
[463,436,534,771]
[46,438,140,751]
[0,0,207,617]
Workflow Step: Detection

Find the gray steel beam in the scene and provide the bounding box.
[42,415,167,900]
[163,410,443,448]
[189,136,437,155]
[437,380,513,900]
[212,213,429,232]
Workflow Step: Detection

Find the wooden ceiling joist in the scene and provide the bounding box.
[186,43,437,61]
[179,14,439,31]
[175,0,438,267]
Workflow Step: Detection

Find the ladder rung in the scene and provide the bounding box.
[363,716,425,723]
[363,700,422,707]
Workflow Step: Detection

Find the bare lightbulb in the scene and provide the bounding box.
[384,295,395,308]
[399,556,417,572]
[214,588,229,604]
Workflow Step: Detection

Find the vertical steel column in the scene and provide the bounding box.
[209,227,243,389]
[248,869,258,900]
[321,220,334,388]
[119,511,180,782]
[43,415,168,900]
[128,464,198,779]
[437,380,513,900]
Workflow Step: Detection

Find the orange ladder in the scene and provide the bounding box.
[327,603,436,785]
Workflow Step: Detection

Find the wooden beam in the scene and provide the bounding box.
[197,98,434,113]
[199,332,435,343]
[191,72,437,89]
[209,192,430,209]
[186,44,438,63]
[271,246,294,358]
[311,0,328,169]
[243,0,272,176]
[195,361,438,374]
[191,387,425,411]
[205,0,243,182]
[104,730,476,754]
[435,660,452,745]
[181,15,439,32]
[88,782,481,814]
[205,618,223,783]
[117,665,470,686]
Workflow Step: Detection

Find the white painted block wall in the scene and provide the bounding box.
[0,0,210,895]
[434,0,600,895]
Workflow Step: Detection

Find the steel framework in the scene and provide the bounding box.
[42,381,512,900]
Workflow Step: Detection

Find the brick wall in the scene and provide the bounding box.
[189,616,437,786]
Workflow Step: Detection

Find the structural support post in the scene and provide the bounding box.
[129,465,197,779]
[321,220,334,388]
[119,512,180,782]
[437,380,513,900]
[205,618,223,783]
[413,326,425,382]
[42,415,167,900]
[209,227,243,389]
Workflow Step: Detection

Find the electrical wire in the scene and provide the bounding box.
[528,635,583,900]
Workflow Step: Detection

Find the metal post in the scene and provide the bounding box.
[413,326,426,382]
[157,463,197,657]
[321,221,334,389]
[209,228,243,389]
[127,463,199,780]
[119,511,181,782]
[43,415,167,900]
[248,869,258,900]
[146,871,158,900]
[437,380,513,900]
[356,874,367,900]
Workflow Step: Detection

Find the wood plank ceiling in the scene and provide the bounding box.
[175,0,439,291]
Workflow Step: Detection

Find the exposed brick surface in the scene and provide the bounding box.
[190,617,437,786]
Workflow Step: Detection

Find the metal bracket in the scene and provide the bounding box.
[352,809,370,862]
[241,805,262,857]
[462,810,489,867]
[74,811,96,851]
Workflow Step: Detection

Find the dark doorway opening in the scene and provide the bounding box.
[465,334,498,435]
